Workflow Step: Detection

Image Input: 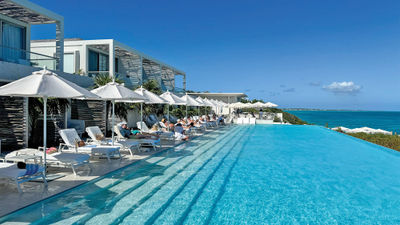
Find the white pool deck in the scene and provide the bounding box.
[0,139,185,217]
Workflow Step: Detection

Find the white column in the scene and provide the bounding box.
[55,21,64,71]
[109,40,115,78]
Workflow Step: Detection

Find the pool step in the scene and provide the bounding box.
[181,132,251,225]
[117,127,251,224]
[81,127,246,225]
[29,128,238,225]
[151,128,252,225]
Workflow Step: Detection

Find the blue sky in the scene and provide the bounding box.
[31,0,400,110]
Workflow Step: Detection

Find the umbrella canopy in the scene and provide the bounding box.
[131,87,167,124]
[134,87,167,104]
[91,82,146,145]
[0,68,99,175]
[202,98,216,107]
[251,102,266,108]
[0,68,99,99]
[180,94,202,106]
[180,93,202,118]
[91,82,146,101]
[264,102,278,108]
[160,91,185,105]
[195,97,206,105]
[229,102,248,108]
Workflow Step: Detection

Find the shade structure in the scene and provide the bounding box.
[160,91,185,105]
[133,87,167,124]
[195,96,207,116]
[180,94,202,107]
[0,68,99,175]
[251,102,266,108]
[202,98,216,107]
[264,102,278,108]
[91,82,146,144]
[229,102,248,109]
[160,91,185,127]
[180,93,202,118]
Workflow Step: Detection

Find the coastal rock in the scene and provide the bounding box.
[332,126,392,135]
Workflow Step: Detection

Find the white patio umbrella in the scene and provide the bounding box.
[91,82,146,145]
[180,93,202,118]
[133,87,167,125]
[229,102,248,109]
[252,102,266,108]
[160,90,185,127]
[196,96,207,116]
[202,98,217,114]
[264,102,278,108]
[0,68,99,175]
[209,99,222,114]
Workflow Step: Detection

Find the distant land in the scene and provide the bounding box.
[283,108,367,111]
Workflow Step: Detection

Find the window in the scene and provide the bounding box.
[1,22,26,62]
[64,53,74,74]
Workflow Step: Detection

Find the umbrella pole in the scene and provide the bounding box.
[43,97,47,176]
[186,105,188,119]
[140,102,143,124]
[112,100,115,146]
[167,104,170,131]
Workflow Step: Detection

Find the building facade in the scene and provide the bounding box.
[30,39,186,92]
[0,0,186,151]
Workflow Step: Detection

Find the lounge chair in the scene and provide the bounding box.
[236,117,243,124]
[114,125,161,152]
[59,129,121,162]
[137,121,174,141]
[5,148,90,175]
[249,118,256,124]
[0,162,47,193]
[242,117,250,124]
[86,126,139,156]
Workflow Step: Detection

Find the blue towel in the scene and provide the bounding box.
[24,164,39,176]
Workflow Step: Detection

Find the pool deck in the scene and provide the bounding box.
[0,139,189,217]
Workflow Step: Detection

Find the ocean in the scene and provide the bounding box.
[286,110,400,134]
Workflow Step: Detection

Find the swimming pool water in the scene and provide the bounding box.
[2,125,400,224]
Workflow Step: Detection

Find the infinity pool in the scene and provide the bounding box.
[1,125,400,224]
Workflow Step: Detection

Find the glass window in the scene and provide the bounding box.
[64,53,74,74]
[88,50,99,71]
[1,22,26,63]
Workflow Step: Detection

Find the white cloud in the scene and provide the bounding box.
[323,81,361,95]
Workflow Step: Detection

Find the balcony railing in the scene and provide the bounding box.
[0,45,58,70]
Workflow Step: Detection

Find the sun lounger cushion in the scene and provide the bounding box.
[0,163,44,178]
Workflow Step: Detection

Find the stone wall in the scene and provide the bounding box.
[0,96,27,151]
[71,100,106,133]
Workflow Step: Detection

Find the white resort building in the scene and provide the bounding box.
[0,0,187,151]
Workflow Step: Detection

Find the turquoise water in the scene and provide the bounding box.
[287,110,400,133]
[2,125,400,224]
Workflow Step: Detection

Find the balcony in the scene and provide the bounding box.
[0,45,59,70]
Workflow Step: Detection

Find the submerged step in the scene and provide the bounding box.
[118,128,250,225]
[82,127,245,225]
[151,128,253,225]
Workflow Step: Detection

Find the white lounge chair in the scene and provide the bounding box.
[86,126,139,156]
[114,125,161,152]
[236,117,243,124]
[0,162,47,193]
[137,121,174,141]
[242,117,250,124]
[249,118,256,124]
[5,148,90,175]
[59,129,121,162]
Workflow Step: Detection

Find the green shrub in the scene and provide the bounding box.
[340,132,400,152]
